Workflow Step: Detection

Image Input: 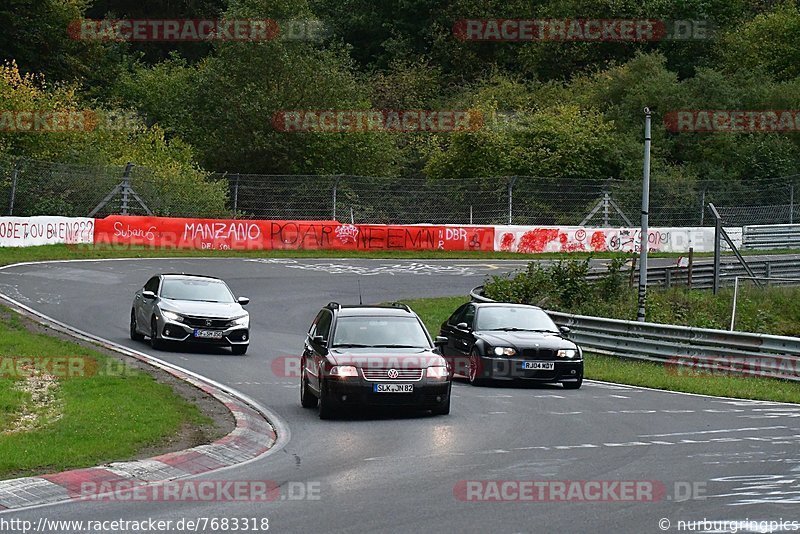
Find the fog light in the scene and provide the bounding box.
[242,334,248,341]
[165,329,171,336]
[571,370,576,374]
[341,395,347,401]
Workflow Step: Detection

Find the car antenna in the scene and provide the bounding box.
[357,277,363,305]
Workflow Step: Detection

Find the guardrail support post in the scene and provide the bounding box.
[688,247,694,289]
[765,262,771,286]
[665,268,672,289]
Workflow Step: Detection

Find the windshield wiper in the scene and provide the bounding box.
[331,343,372,348]
[492,327,558,333]
[373,345,425,349]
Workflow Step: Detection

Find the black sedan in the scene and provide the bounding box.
[438,302,583,389]
[300,302,452,419]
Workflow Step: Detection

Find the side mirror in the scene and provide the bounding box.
[456,322,470,331]
[142,290,156,300]
[434,336,448,346]
[237,296,250,306]
[559,326,571,335]
[312,335,327,347]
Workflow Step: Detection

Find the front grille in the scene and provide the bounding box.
[522,348,558,360]
[183,316,231,329]
[361,368,423,381]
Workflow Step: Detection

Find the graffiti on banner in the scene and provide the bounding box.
[94,216,496,252]
[494,226,727,254]
[0,216,94,247]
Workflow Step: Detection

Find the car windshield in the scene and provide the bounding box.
[475,306,559,332]
[331,316,431,348]
[160,278,234,303]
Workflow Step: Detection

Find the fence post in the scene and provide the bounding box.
[232,173,239,219]
[120,162,133,215]
[8,159,20,216]
[790,184,795,224]
[700,188,706,225]
[603,190,610,227]
[507,176,517,224]
[688,247,694,289]
[710,203,721,295]
[332,176,341,221]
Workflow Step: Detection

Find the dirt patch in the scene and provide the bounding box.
[2,366,63,435]
[0,306,236,459]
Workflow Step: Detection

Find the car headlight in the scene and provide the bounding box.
[557,349,577,358]
[329,365,359,378]
[426,366,449,380]
[229,314,249,327]
[493,347,516,357]
[161,310,184,323]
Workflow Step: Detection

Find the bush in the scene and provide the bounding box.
[483,256,625,311]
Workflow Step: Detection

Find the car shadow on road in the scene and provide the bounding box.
[451,377,568,391]
[131,340,242,356]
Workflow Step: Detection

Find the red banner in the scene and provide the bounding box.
[93,216,495,252]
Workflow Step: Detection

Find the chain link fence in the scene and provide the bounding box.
[1,157,799,226]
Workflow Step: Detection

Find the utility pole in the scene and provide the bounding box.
[636,108,652,322]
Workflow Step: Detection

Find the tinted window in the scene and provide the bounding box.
[461,305,476,328]
[332,316,431,348]
[447,304,468,325]
[144,276,160,293]
[315,310,333,340]
[475,306,558,332]
[160,278,234,303]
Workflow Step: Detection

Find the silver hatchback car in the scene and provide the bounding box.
[130,273,250,354]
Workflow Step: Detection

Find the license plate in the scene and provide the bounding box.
[194,329,223,339]
[374,383,414,393]
[523,361,554,370]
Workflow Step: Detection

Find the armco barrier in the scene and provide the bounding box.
[743,223,800,250]
[470,286,800,381]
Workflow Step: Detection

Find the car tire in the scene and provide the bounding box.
[130,310,144,341]
[300,368,318,409]
[562,378,583,390]
[468,350,488,386]
[317,379,337,420]
[231,345,248,355]
[431,394,451,416]
[150,316,163,350]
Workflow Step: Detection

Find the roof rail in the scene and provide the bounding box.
[390,302,411,312]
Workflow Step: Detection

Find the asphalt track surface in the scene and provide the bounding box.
[1,257,799,534]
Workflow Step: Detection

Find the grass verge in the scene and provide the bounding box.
[0,305,216,479]
[401,295,800,404]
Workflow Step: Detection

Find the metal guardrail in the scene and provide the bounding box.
[743,224,800,250]
[585,256,800,289]
[470,286,800,381]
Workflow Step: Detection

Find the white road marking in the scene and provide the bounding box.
[640,426,787,438]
